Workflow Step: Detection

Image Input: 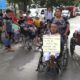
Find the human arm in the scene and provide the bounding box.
[64,17,70,36]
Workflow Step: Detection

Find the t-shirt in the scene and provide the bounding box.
[34,19,41,27]
[26,20,33,25]
[44,11,53,21]
[0,16,3,26]
[12,24,20,32]
[52,17,69,35]
[4,16,13,32]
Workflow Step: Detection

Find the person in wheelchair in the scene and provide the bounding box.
[36,23,69,72]
[25,17,37,40]
[33,16,43,37]
[19,17,37,40]
[33,16,44,47]
[70,28,80,56]
[43,24,64,70]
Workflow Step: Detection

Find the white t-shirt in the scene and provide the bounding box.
[44,11,53,21]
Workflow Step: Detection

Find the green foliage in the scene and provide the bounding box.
[33,0,76,7]
[7,0,78,12]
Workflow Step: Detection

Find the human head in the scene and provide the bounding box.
[35,16,39,20]
[47,7,52,12]
[55,8,62,17]
[6,9,12,16]
[50,23,58,34]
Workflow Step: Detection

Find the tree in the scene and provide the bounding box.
[7,0,32,12]
[33,0,77,7]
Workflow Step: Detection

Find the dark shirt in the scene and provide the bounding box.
[0,16,3,26]
[4,16,13,32]
[52,17,69,35]
[18,19,25,25]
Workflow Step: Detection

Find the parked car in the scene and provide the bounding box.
[64,6,77,17]
[39,8,47,21]
[76,9,80,16]
[29,8,47,19]
[62,10,70,19]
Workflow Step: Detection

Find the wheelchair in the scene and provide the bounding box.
[19,23,36,51]
[36,35,69,75]
[70,31,80,56]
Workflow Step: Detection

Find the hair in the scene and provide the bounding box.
[50,23,58,28]
[6,9,12,13]
[50,23,58,32]
[27,10,31,14]
[55,7,62,12]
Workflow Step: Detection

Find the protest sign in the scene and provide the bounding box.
[43,34,60,55]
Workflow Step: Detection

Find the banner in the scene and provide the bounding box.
[43,34,60,55]
[0,0,7,9]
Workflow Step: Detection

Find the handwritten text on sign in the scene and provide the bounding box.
[43,34,60,55]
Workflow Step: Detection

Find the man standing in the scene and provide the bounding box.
[44,7,53,23]
[0,11,3,43]
[3,9,14,51]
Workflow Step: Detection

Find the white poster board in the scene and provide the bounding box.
[43,34,61,55]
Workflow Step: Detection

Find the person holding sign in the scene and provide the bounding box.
[42,23,66,70]
[43,24,60,61]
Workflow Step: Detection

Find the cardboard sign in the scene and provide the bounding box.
[43,34,60,55]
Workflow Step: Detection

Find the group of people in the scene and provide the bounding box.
[36,7,70,71]
[0,7,70,53]
[0,7,70,72]
[0,9,42,51]
[0,9,18,51]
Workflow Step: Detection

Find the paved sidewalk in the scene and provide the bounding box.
[0,43,22,54]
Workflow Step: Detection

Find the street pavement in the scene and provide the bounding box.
[0,16,80,80]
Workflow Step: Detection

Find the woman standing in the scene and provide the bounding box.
[52,8,70,53]
[52,8,70,36]
[44,7,53,23]
[3,9,14,51]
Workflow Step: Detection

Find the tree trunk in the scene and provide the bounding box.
[23,0,27,12]
[14,3,16,14]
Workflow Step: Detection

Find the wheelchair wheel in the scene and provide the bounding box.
[21,37,26,48]
[70,38,75,56]
[58,56,64,74]
[38,62,48,72]
[36,51,48,72]
[58,49,69,74]
[27,42,32,51]
[62,48,69,69]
